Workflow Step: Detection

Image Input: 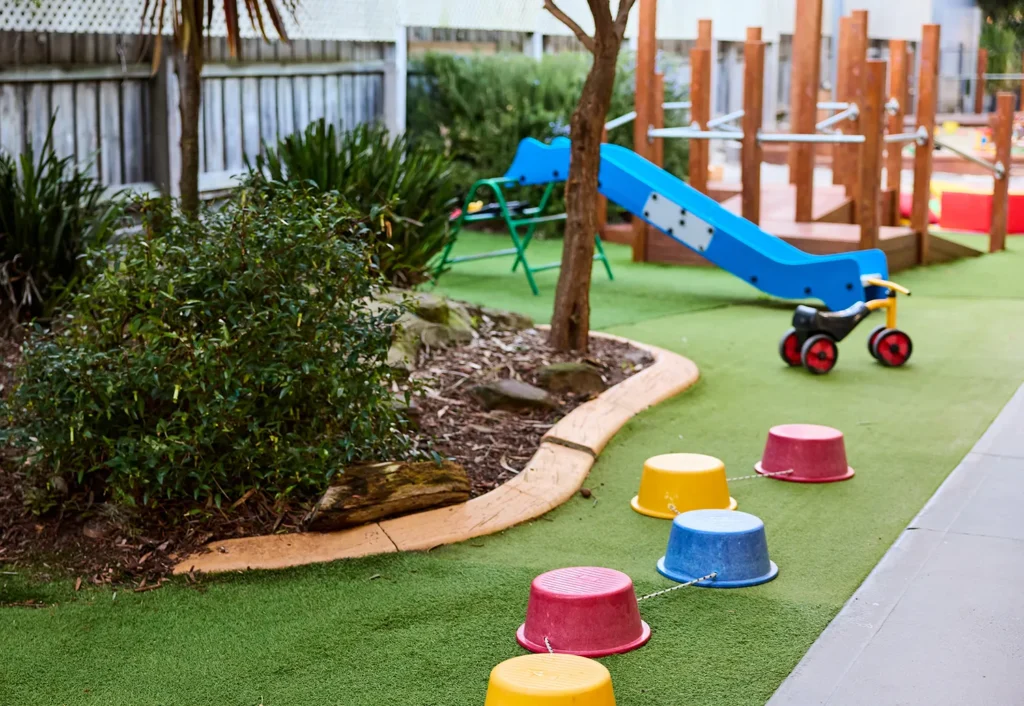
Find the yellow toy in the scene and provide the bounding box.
[485,654,616,706]
[631,453,736,519]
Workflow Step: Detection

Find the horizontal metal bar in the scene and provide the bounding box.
[815,104,859,131]
[201,60,387,79]
[817,101,850,111]
[604,111,637,131]
[529,262,564,273]
[933,137,1005,177]
[0,65,152,83]
[446,248,520,264]
[884,126,929,145]
[662,101,692,110]
[649,127,743,141]
[707,109,745,128]
[510,214,567,225]
[759,132,866,144]
[983,73,1024,80]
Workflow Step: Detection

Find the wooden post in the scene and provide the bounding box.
[859,60,887,250]
[697,19,712,50]
[791,0,823,222]
[990,92,1014,252]
[652,73,665,168]
[747,27,762,42]
[689,47,712,194]
[912,25,940,264]
[1020,51,1024,110]
[886,40,908,224]
[845,10,868,203]
[597,128,608,237]
[832,17,852,188]
[742,36,765,224]
[631,0,657,262]
[975,48,987,114]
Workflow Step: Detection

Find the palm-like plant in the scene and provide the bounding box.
[142,0,297,216]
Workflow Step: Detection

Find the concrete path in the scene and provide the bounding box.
[767,383,1024,706]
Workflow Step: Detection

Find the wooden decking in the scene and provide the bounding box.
[644,220,980,272]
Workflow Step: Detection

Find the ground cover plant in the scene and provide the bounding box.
[251,121,459,287]
[3,234,1023,705]
[0,120,123,333]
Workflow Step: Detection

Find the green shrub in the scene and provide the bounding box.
[1,188,417,508]
[0,119,123,332]
[251,121,458,287]
[407,52,689,216]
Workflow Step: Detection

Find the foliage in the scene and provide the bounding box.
[0,119,123,333]
[1,188,417,508]
[250,120,458,287]
[407,52,689,217]
[981,19,1021,94]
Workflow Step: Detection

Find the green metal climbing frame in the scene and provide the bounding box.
[434,176,614,295]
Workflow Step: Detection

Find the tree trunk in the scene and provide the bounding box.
[549,42,621,352]
[175,49,202,218]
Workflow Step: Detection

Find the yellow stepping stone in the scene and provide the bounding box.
[484,654,616,706]
[631,453,737,519]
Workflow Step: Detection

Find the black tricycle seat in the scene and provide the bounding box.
[792,302,871,343]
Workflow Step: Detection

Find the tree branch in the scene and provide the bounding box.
[614,0,639,41]
[543,0,596,53]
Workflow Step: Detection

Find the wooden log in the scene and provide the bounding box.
[912,25,940,264]
[305,461,470,531]
[791,0,823,222]
[845,11,868,203]
[632,0,657,262]
[689,47,712,195]
[886,40,909,225]
[742,38,765,225]
[859,60,887,250]
[975,48,987,114]
[990,92,1014,253]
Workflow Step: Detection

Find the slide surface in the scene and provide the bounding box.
[504,138,889,310]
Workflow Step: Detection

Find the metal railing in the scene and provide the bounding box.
[934,136,1006,178]
[648,126,743,140]
[707,109,744,129]
[884,126,929,145]
[662,101,692,110]
[604,111,637,131]
[817,101,850,111]
[758,132,866,144]
[815,104,859,132]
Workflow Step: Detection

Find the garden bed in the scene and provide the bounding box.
[0,321,651,590]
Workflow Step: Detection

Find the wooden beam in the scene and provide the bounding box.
[845,11,868,203]
[697,19,713,51]
[990,92,1014,252]
[975,48,987,114]
[747,27,762,42]
[689,47,712,195]
[859,60,887,250]
[652,73,665,168]
[832,17,852,188]
[912,25,940,264]
[791,0,823,222]
[886,40,909,224]
[742,38,766,225]
[631,0,657,262]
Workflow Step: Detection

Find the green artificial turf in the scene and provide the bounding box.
[4,233,1024,706]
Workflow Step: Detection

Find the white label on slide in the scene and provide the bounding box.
[641,192,715,253]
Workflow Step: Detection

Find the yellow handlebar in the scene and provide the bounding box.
[863,277,911,296]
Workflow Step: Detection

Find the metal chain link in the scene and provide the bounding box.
[636,571,718,601]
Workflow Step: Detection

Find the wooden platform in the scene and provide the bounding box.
[644,220,981,273]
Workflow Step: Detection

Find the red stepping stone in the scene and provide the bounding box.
[755,423,854,483]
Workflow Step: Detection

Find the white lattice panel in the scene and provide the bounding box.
[0,0,397,41]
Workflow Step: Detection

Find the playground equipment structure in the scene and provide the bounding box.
[600,0,1015,267]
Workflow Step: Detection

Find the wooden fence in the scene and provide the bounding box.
[0,31,394,194]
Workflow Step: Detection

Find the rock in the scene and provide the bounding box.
[462,302,534,331]
[81,521,107,540]
[471,379,557,411]
[305,461,470,531]
[580,487,592,499]
[388,314,424,371]
[622,346,653,367]
[537,362,607,395]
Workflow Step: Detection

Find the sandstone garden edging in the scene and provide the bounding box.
[173,332,699,574]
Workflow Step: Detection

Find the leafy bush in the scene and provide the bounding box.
[251,121,458,287]
[0,120,123,332]
[407,52,689,216]
[1,188,417,508]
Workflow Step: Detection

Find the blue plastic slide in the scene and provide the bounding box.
[504,137,889,310]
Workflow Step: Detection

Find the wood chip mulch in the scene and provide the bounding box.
[0,324,651,590]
